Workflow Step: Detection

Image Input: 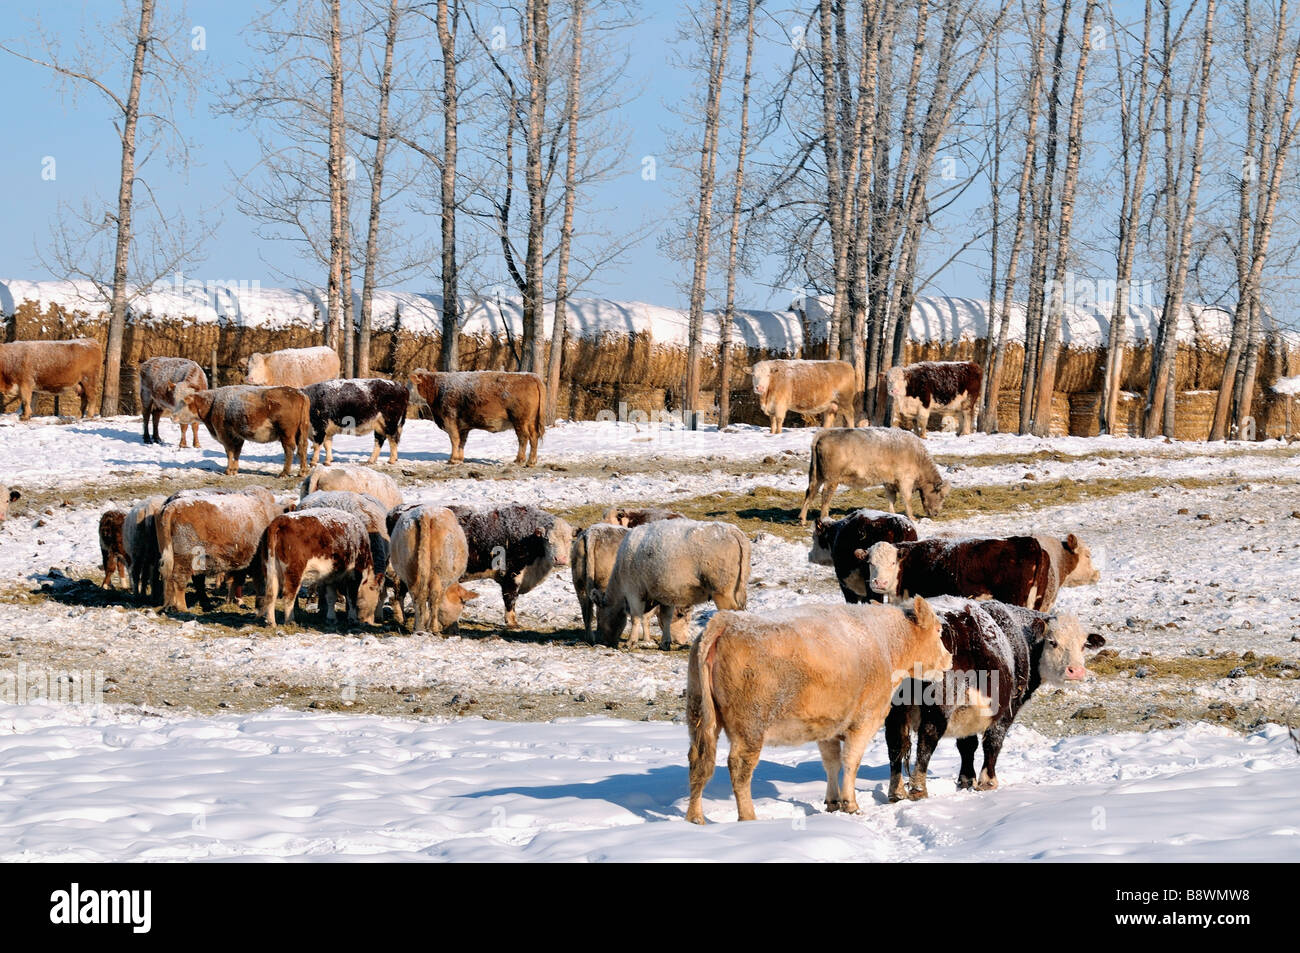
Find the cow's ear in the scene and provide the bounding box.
[534,526,546,537]
[1030,617,1048,642]
[853,548,868,561]
[1065,533,1080,552]
[1085,632,1106,649]
[8,490,18,503]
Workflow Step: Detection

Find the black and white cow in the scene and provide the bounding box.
[807,508,918,603]
[884,597,1105,801]
[883,360,983,436]
[448,504,573,628]
[301,378,409,466]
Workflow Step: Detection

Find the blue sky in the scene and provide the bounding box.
[0,0,989,311]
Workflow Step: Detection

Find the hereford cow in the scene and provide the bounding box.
[449,504,572,628]
[863,535,1060,610]
[302,378,409,466]
[98,509,130,590]
[686,598,951,823]
[885,597,1105,800]
[0,338,102,420]
[388,504,479,634]
[0,487,18,523]
[157,486,285,612]
[245,346,340,388]
[258,509,380,628]
[139,356,207,447]
[300,463,403,511]
[570,522,630,642]
[596,519,751,650]
[123,495,166,601]
[798,426,950,524]
[883,360,982,437]
[409,368,545,466]
[180,385,311,477]
[298,489,392,609]
[1036,533,1102,590]
[751,359,857,434]
[808,509,918,603]
[602,507,684,528]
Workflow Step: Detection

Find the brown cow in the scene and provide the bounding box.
[1035,533,1102,591]
[388,503,479,634]
[139,356,208,447]
[123,495,167,601]
[883,361,983,436]
[751,359,856,434]
[98,509,130,590]
[245,346,340,388]
[799,426,950,524]
[180,385,311,477]
[685,597,952,823]
[570,522,630,641]
[601,507,683,528]
[0,338,102,419]
[157,486,285,612]
[0,487,18,523]
[409,368,545,466]
[258,509,381,627]
[863,536,1059,610]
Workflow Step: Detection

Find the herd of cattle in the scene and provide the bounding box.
[2,339,1112,823]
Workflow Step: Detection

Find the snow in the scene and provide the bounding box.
[1273,375,1300,396]
[0,702,1294,862]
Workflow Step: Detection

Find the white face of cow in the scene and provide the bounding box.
[1063,534,1101,585]
[751,363,771,397]
[549,519,574,567]
[885,367,907,401]
[866,542,900,596]
[0,487,17,522]
[1036,613,1106,684]
[245,353,268,385]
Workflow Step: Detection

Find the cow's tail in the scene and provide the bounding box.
[534,376,547,441]
[688,617,723,745]
[259,521,280,623]
[416,506,435,630]
[732,529,751,611]
[296,397,311,474]
[807,433,822,488]
[157,504,176,591]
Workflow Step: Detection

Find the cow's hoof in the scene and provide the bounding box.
[956,776,975,791]
[686,811,706,825]
[887,780,908,803]
[824,799,841,813]
[906,785,928,801]
[975,772,998,792]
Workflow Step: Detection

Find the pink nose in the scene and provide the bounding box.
[1065,665,1087,681]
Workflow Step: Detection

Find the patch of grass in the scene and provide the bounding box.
[1089,649,1299,680]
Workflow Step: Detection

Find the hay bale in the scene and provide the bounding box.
[1171,390,1218,441]
[994,389,1070,436]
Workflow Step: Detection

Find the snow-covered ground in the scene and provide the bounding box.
[2,415,1299,861]
[1,702,1295,862]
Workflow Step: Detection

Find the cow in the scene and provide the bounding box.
[245,346,340,388]
[685,597,951,823]
[798,426,950,525]
[258,509,380,628]
[0,487,18,523]
[156,486,285,612]
[883,360,982,437]
[570,523,630,642]
[885,597,1105,801]
[409,368,545,466]
[449,504,572,628]
[300,463,403,511]
[180,385,311,477]
[301,378,409,466]
[751,359,857,434]
[862,535,1060,610]
[808,509,918,603]
[0,338,102,420]
[98,509,130,590]
[596,519,751,650]
[139,356,207,447]
[123,495,166,601]
[388,503,479,634]
[298,490,391,578]
[601,507,683,528]
[1036,533,1102,590]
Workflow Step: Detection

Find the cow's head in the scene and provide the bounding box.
[1034,613,1106,684]
[180,388,215,422]
[919,479,950,518]
[1062,533,1101,585]
[437,583,479,632]
[808,518,835,566]
[245,352,269,385]
[407,369,435,409]
[751,362,771,397]
[907,596,952,682]
[885,366,907,400]
[546,518,574,567]
[593,588,628,647]
[171,383,202,425]
[0,487,17,522]
[603,507,629,526]
[863,542,900,597]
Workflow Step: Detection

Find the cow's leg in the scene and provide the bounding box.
[194,573,215,613]
[727,736,764,822]
[959,405,973,436]
[686,714,723,824]
[897,478,916,522]
[190,422,201,449]
[278,437,295,478]
[391,579,408,628]
[817,740,845,811]
[579,592,594,642]
[916,402,930,438]
[975,720,1009,791]
[885,705,911,803]
[773,403,786,435]
[18,383,34,421]
[818,480,839,522]
[141,402,153,443]
[798,476,822,524]
[225,440,243,476]
[908,712,944,799]
[283,571,305,625]
[656,603,676,651]
[387,425,401,464]
[500,580,520,628]
[883,484,898,513]
[954,734,979,790]
[527,423,539,467]
[324,433,335,466]
[835,722,876,814]
[367,431,382,465]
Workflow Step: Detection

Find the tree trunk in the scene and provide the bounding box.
[327,0,345,356]
[101,0,155,416]
[522,0,551,376]
[546,0,585,424]
[437,0,460,372]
